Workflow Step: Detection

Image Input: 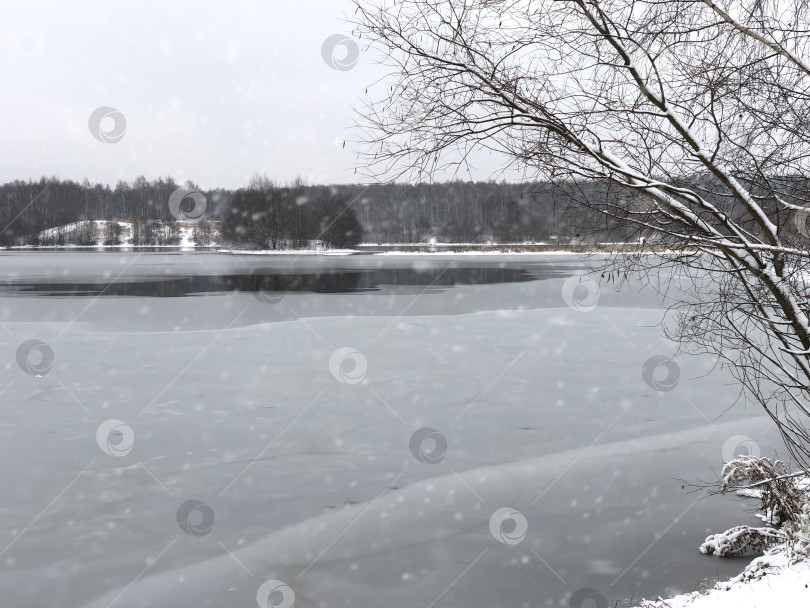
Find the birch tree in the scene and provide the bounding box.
[352,0,810,467]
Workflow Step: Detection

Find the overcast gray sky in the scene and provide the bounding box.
[0,0,407,189]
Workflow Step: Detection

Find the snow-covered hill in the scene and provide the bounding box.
[28,219,220,248]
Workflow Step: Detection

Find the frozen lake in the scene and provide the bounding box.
[0,251,778,607]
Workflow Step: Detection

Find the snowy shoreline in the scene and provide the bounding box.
[641,464,810,607]
[640,548,810,606]
[5,244,685,256]
[5,223,674,253]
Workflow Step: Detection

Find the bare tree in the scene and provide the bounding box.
[352,0,810,467]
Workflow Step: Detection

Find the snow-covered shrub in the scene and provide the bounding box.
[699,525,786,557]
[699,456,808,559]
[719,455,803,525]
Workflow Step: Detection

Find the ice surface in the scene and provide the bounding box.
[0,252,779,607]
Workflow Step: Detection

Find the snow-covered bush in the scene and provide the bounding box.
[698,456,807,558]
[699,525,786,557]
[720,455,804,525]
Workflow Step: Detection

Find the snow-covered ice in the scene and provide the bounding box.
[0,252,785,607]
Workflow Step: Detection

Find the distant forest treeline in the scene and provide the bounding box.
[7,174,791,248]
[0,176,598,248]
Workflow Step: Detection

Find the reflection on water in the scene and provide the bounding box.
[0,265,570,297]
